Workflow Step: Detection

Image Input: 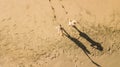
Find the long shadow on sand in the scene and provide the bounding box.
[73,26,103,51]
[61,27,101,67]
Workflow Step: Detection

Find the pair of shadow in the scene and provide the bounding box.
[73,26,103,51]
[61,26,103,67]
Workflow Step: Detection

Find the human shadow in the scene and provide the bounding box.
[61,27,101,67]
[72,26,103,51]
[64,32,91,54]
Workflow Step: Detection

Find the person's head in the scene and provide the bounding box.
[59,24,62,27]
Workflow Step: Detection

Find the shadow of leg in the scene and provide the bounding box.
[84,52,101,67]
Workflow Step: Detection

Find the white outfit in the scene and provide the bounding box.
[68,20,77,26]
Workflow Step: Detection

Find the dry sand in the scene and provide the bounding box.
[0,0,120,67]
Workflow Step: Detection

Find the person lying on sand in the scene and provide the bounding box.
[68,19,78,27]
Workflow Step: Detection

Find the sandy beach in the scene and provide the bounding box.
[0,0,120,67]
